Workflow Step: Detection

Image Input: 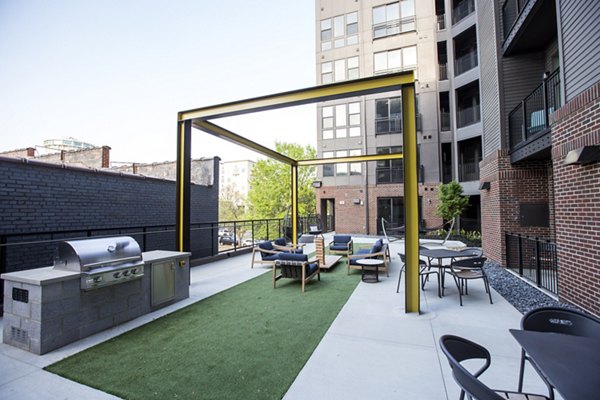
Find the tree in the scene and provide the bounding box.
[435,180,469,243]
[247,142,317,220]
[219,184,248,241]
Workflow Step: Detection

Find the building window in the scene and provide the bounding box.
[320,12,359,51]
[322,102,361,140]
[321,56,360,84]
[376,97,402,134]
[374,46,417,74]
[336,150,348,176]
[349,149,362,175]
[373,1,416,39]
[323,151,334,176]
[376,146,403,184]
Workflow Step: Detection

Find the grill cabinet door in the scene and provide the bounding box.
[151,261,176,306]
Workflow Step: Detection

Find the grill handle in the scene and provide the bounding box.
[83,256,142,269]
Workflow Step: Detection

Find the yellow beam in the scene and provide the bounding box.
[291,165,298,245]
[179,72,414,121]
[402,83,420,313]
[194,120,296,165]
[297,153,403,166]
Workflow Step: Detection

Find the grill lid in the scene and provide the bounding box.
[54,236,142,272]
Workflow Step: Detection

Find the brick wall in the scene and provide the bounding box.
[480,150,553,265]
[550,81,600,316]
[317,183,443,235]
[0,156,219,274]
[0,147,111,169]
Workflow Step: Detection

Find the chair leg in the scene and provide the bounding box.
[452,275,463,306]
[396,265,405,293]
[251,250,256,268]
[484,277,493,304]
[517,350,526,392]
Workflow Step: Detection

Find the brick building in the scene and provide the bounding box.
[478,0,600,315]
[0,146,111,169]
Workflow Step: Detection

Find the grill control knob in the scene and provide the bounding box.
[123,270,130,277]
[113,272,121,278]
[132,268,138,275]
[94,276,103,283]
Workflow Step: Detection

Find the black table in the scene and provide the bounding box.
[420,248,477,296]
[356,258,383,283]
[510,329,600,400]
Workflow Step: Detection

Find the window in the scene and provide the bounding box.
[320,12,359,51]
[336,150,348,175]
[321,102,361,140]
[323,151,334,176]
[376,97,402,134]
[376,146,403,184]
[373,0,416,39]
[349,149,362,175]
[321,56,360,83]
[374,46,416,74]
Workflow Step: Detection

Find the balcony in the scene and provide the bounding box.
[372,16,416,39]
[456,105,480,128]
[440,111,451,131]
[458,160,480,182]
[452,0,475,25]
[439,63,448,80]
[376,116,402,134]
[508,68,560,160]
[502,0,557,55]
[437,14,446,30]
[454,51,478,76]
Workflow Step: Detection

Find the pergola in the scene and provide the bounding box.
[175,71,422,313]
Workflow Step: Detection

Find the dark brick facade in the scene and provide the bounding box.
[550,81,600,315]
[0,156,219,274]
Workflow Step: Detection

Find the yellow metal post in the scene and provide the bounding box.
[291,164,298,245]
[402,83,420,313]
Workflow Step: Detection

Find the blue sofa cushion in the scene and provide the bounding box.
[259,241,274,251]
[274,238,287,246]
[306,262,319,275]
[333,235,351,244]
[371,243,382,254]
[278,252,308,262]
[330,243,350,251]
[262,253,280,261]
[349,248,371,265]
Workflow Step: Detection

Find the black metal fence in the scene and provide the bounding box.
[505,232,558,295]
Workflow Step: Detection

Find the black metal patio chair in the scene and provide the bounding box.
[447,257,492,306]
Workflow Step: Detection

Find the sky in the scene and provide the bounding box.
[0,0,317,164]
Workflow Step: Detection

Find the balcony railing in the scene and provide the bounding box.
[508,68,560,149]
[376,116,402,134]
[458,160,479,182]
[505,232,558,295]
[452,0,475,25]
[457,104,481,128]
[454,51,478,76]
[439,63,448,80]
[372,16,416,39]
[437,14,446,30]
[502,0,528,40]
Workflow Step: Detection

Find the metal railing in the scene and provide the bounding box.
[505,232,558,295]
[502,0,528,40]
[376,116,402,134]
[457,104,481,128]
[372,16,416,39]
[440,111,451,131]
[452,0,475,25]
[454,51,478,76]
[458,161,480,182]
[508,68,561,149]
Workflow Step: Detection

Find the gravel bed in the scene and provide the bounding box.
[483,261,560,314]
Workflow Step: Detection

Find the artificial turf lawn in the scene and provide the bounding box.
[46,258,361,400]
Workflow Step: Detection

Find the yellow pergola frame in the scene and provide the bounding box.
[176,71,421,313]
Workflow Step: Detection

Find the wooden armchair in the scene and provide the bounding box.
[347,239,389,276]
[250,241,282,268]
[328,235,353,259]
[273,253,321,292]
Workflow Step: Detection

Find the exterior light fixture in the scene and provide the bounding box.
[479,181,491,190]
[312,181,323,188]
[563,146,600,165]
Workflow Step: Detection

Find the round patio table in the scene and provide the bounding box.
[356,259,383,283]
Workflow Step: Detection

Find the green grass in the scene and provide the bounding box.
[46,259,361,400]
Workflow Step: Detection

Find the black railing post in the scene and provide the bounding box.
[534,238,541,287]
[520,100,527,141]
[233,221,237,251]
[517,233,523,276]
[542,73,549,128]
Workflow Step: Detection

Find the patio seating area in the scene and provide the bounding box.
[0,234,563,399]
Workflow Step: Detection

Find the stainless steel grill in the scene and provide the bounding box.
[53,236,144,290]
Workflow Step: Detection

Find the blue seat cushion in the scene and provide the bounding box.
[330,243,350,251]
[262,253,280,261]
[305,262,319,275]
[371,243,382,254]
[333,235,351,244]
[349,248,371,265]
[278,252,308,262]
[290,248,304,254]
[259,241,274,251]
[274,238,287,246]
[375,238,383,247]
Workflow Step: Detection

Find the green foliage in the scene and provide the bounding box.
[435,180,470,221]
[426,229,482,247]
[247,142,317,219]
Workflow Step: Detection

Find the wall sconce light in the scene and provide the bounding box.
[352,198,361,205]
[479,181,491,190]
[564,146,600,165]
[312,181,322,188]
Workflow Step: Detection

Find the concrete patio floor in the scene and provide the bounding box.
[0,235,558,399]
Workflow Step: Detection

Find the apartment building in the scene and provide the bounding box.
[219,160,256,208]
[477,0,600,315]
[314,0,482,235]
